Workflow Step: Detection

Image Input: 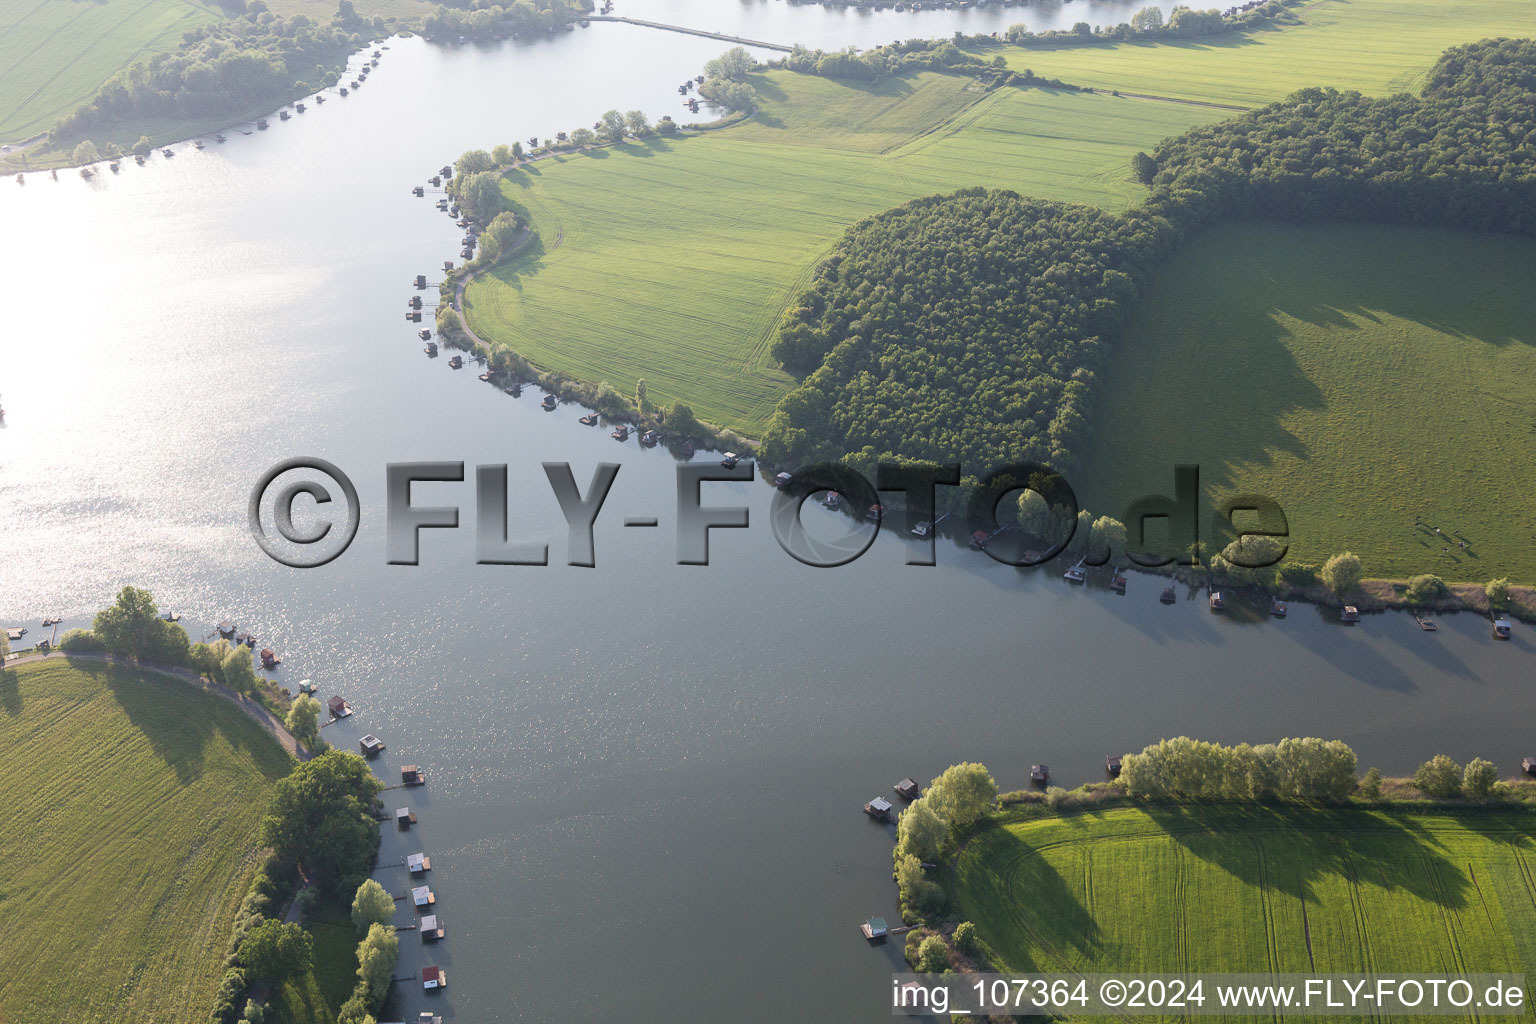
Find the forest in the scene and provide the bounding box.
[421,0,595,43]
[51,1,376,143]
[760,38,1536,493]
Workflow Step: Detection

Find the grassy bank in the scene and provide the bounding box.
[463,72,1225,433]
[951,803,1536,989]
[1080,220,1536,585]
[0,658,292,1023]
[268,902,361,1024]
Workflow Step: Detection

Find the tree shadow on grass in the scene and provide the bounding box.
[1141,803,1473,909]
[0,666,18,714]
[92,661,291,786]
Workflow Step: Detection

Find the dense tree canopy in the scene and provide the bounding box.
[92,586,190,663]
[1121,736,1358,801]
[423,0,594,43]
[53,4,369,143]
[258,750,382,896]
[763,39,1536,489]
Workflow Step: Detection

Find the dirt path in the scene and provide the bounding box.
[6,649,310,760]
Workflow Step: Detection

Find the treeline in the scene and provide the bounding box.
[422,0,595,43]
[760,188,1146,484]
[761,38,1536,488]
[1003,0,1298,49]
[1121,736,1358,801]
[1143,38,1536,236]
[770,37,1080,90]
[52,2,376,144]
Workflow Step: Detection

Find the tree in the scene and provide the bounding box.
[93,586,188,662]
[625,109,650,137]
[635,378,649,414]
[1486,577,1510,609]
[1463,758,1498,799]
[1273,737,1357,800]
[1130,5,1164,32]
[916,934,950,973]
[570,127,595,148]
[457,170,504,224]
[511,140,524,160]
[104,141,123,159]
[1413,754,1462,798]
[925,762,997,827]
[491,143,514,165]
[657,117,679,135]
[455,148,495,175]
[1405,574,1446,603]
[238,919,312,984]
[1359,766,1382,800]
[1090,514,1127,564]
[1320,551,1362,595]
[222,647,258,695]
[190,639,233,682]
[699,77,755,112]
[668,402,700,436]
[132,135,153,157]
[1131,150,1157,184]
[259,751,382,894]
[703,46,754,80]
[355,923,399,1010]
[599,109,627,144]
[953,921,977,953]
[351,879,395,933]
[285,694,323,751]
[0,631,8,661]
[895,797,948,862]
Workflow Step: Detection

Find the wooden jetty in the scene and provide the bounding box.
[1414,612,1438,631]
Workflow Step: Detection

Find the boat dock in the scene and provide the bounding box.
[585,15,794,51]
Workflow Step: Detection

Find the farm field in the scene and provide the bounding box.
[1077,220,1536,585]
[464,75,1226,432]
[0,0,222,144]
[0,658,293,1024]
[992,0,1536,107]
[951,803,1536,1006]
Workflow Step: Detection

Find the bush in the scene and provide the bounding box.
[1463,758,1498,800]
[1405,574,1447,603]
[1413,755,1462,798]
[953,921,978,953]
[916,934,951,973]
[59,628,104,651]
[1358,767,1382,800]
[1486,577,1510,609]
[1320,552,1363,596]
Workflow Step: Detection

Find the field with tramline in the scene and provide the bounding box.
[951,803,1536,1008]
[992,0,1536,107]
[0,658,292,1024]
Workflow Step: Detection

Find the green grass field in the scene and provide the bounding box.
[0,0,223,143]
[0,658,292,1024]
[269,902,361,1024]
[952,804,1536,1011]
[1078,220,1536,584]
[994,0,1536,107]
[464,75,1226,432]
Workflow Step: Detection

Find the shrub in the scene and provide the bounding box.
[1413,755,1462,798]
[1486,577,1510,609]
[953,921,978,953]
[1463,758,1498,800]
[1358,767,1382,800]
[59,628,104,651]
[916,934,951,973]
[1405,574,1447,603]
[1320,552,1363,595]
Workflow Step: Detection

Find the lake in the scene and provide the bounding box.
[3,6,1535,1021]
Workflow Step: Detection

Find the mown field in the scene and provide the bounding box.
[993,0,1536,107]
[1078,221,1536,584]
[0,0,222,143]
[465,75,1225,432]
[952,804,1536,1008]
[0,658,292,1024]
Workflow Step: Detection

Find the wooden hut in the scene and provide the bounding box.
[411,884,435,907]
[421,966,447,990]
[402,765,426,786]
[860,916,888,943]
[863,797,893,822]
[1106,755,1123,778]
[1341,605,1361,623]
[1030,764,1050,785]
[395,807,417,830]
[259,648,280,669]
[328,696,352,718]
[893,777,921,801]
[420,914,445,942]
[359,735,385,757]
[408,852,432,874]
